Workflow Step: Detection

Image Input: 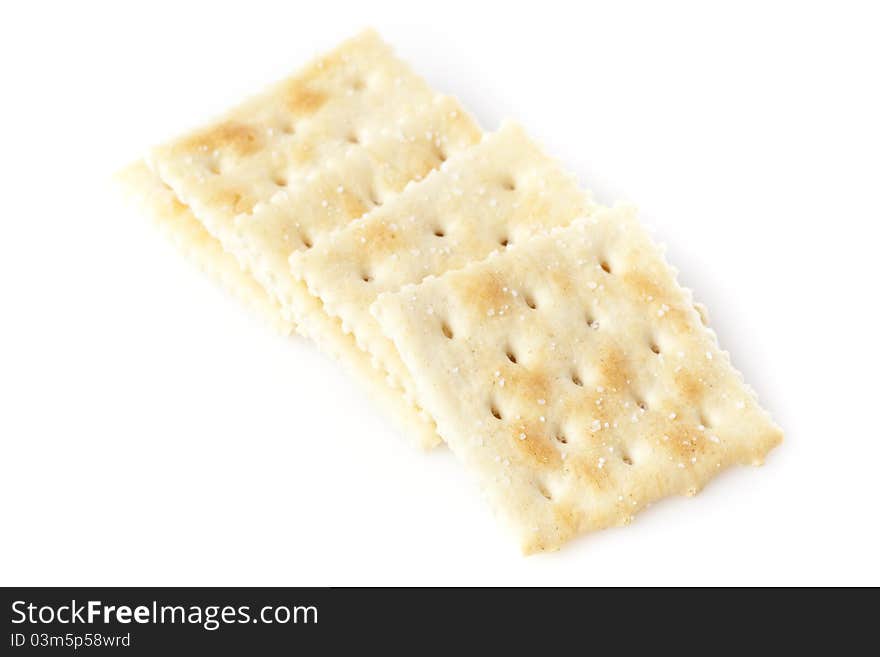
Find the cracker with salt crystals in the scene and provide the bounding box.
[372,207,782,553]
[116,161,292,334]
[289,122,595,444]
[146,29,481,447]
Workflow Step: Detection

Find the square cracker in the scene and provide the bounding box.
[146,29,482,447]
[118,161,437,445]
[372,207,783,553]
[289,122,595,444]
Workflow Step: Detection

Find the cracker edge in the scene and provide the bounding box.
[115,160,294,335]
[116,160,441,448]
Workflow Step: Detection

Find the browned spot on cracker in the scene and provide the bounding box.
[547,264,579,299]
[276,43,348,117]
[653,421,713,465]
[339,189,370,220]
[662,307,695,334]
[597,344,632,393]
[283,80,328,116]
[622,269,694,334]
[180,121,263,158]
[452,270,510,320]
[570,453,612,490]
[622,269,670,306]
[503,367,552,409]
[355,219,408,255]
[169,197,188,216]
[674,367,708,408]
[234,193,256,214]
[508,419,562,469]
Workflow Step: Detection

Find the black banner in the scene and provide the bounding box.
[0,587,870,652]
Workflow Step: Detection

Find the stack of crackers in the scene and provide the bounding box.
[119,30,782,553]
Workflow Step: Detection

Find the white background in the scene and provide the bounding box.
[1,1,877,586]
